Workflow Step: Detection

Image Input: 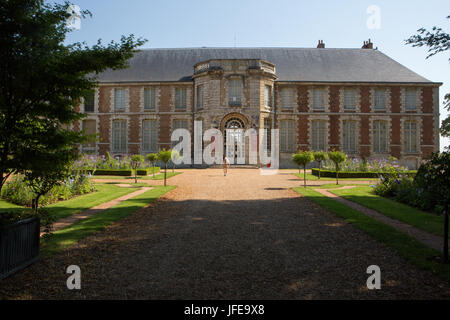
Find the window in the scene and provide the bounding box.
[84,91,95,112]
[196,85,204,110]
[172,119,189,147]
[374,89,386,110]
[343,88,356,110]
[311,121,326,151]
[343,121,357,154]
[82,119,96,151]
[175,88,187,109]
[228,79,242,106]
[279,120,294,152]
[312,88,325,110]
[404,121,418,153]
[114,88,126,111]
[405,88,417,110]
[373,121,388,153]
[264,85,271,108]
[112,120,127,153]
[142,120,157,152]
[144,88,156,110]
[281,88,294,109]
[264,118,271,151]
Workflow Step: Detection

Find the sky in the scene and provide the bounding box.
[58,0,450,151]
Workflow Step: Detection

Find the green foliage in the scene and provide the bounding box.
[313,151,328,162]
[1,172,95,208]
[405,15,450,137]
[292,151,314,187]
[291,151,314,168]
[146,153,158,177]
[157,149,172,186]
[373,151,450,214]
[0,0,146,193]
[158,149,172,164]
[328,150,347,184]
[130,155,144,169]
[311,168,416,178]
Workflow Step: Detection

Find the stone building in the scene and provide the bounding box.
[75,41,441,168]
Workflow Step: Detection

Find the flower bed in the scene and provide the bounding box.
[1,173,95,207]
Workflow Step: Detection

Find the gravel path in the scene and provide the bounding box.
[1,169,450,299]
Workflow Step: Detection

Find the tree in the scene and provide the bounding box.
[157,149,172,186]
[328,150,347,185]
[313,151,328,180]
[23,148,77,213]
[146,153,158,178]
[0,0,146,194]
[130,154,144,184]
[414,151,450,263]
[405,14,450,137]
[292,151,314,188]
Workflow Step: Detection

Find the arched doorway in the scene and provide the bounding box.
[221,113,248,164]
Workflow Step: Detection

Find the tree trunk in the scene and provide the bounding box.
[152,163,155,177]
[336,166,339,185]
[32,194,42,213]
[303,165,306,188]
[444,203,449,263]
[164,163,167,186]
[134,168,137,184]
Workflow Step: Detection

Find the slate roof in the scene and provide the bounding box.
[96,47,434,84]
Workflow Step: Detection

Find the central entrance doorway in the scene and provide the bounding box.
[222,115,246,164]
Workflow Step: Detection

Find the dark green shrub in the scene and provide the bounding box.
[93,169,133,176]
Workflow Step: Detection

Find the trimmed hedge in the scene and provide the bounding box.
[136,167,160,176]
[311,168,417,178]
[93,169,132,176]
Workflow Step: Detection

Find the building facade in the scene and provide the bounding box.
[75,42,441,168]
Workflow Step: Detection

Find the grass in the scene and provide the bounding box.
[293,172,379,182]
[0,184,142,221]
[93,171,181,180]
[40,185,176,257]
[293,187,450,281]
[329,185,448,238]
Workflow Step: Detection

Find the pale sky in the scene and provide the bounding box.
[59,0,449,150]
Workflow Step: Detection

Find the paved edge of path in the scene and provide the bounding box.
[314,186,447,253]
[40,186,153,236]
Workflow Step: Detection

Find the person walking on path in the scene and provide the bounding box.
[223,155,230,176]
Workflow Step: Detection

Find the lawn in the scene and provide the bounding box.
[329,185,448,238]
[0,183,143,221]
[293,172,379,182]
[41,185,175,257]
[293,187,450,281]
[93,172,181,180]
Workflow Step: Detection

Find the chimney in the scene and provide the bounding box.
[317,40,325,48]
[362,39,373,49]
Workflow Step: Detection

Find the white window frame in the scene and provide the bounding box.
[374,89,386,110]
[281,88,294,110]
[404,121,418,153]
[142,119,157,153]
[144,87,156,110]
[405,88,417,111]
[279,120,294,152]
[312,88,325,110]
[343,88,356,110]
[373,120,388,153]
[114,88,126,111]
[111,120,127,153]
[342,120,357,154]
[175,87,187,109]
[311,120,327,151]
[228,78,243,106]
